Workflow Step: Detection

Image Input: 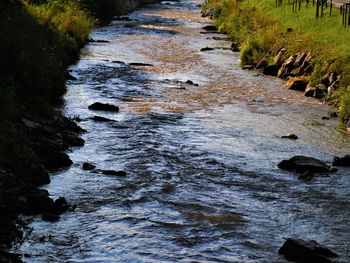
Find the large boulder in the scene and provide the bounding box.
[285,77,309,91]
[278,156,332,173]
[88,102,119,112]
[278,238,338,263]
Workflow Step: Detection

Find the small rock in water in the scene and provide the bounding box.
[231,41,239,52]
[129,62,154,67]
[161,184,176,193]
[82,162,96,170]
[281,133,298,140]
[333,155,350,166]
[185,80,199,86]
[42,213,60,222]
[54,197,69,213]
[278,155,332,174]
[88,102,119,112]
[202,25,217,31]
[200,47,215,51]
[91,116,114,123]
[278,238,338,263]
[101,170,127,176]
[242,65,254,70]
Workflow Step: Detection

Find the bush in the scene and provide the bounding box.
[79,0,126,23]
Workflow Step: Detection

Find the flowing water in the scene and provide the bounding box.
[17,1,350,262]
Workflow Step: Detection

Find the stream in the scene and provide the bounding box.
[17,0,350,262]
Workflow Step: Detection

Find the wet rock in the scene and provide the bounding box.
[202,25,217,31]
[277,54,297,78]
[14,188,56,214]
[37,148,73,171]
[263,63,282,76]
[129,62,154,67]
[88,38,109,43]
[211,36,229,41]
[256,58,268,69]
[66,73,77,81]
[114,16,131,21]
[230,41,239,52]
[62,133,85,147]
[333,155,350,166]
[328,111,338,118]
[274,48,286,64]
[242,65,254,70]
[101,170,127,176]
[185,80,198,86]
[161,184,176,193]
[278,156,332,174]
[293,51,308,67]
[42,213,60,222]
[304,84,326,98]
[88,102,119,112]
[111,60,125,64]
[285,77,309,91]
[82,162,96,170]
[327,82,338,96]
[278,238,338,263]
[176,80,199,86]
[54,197,69,213]
[281,133,298,140]
[91,116,115,123]
[298,52,313,75]
[200,47,215,51]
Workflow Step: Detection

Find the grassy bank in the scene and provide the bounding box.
[203,0,350,121]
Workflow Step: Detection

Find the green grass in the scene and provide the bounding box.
[203,0,350,120]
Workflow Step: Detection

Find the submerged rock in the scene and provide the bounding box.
[202,25,217,31]
[100,170,127,176]
[278,238,338,263]
[91,116,115,123]
[281,133,298,140]
[82,162,96,170]
[42,213,60,222]
[333,155,350,166]
[88,102,119,112]
[200,47,215,51]
[278,156,332,174]
[129,62,154,67]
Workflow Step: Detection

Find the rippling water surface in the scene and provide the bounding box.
[18,0,350,262]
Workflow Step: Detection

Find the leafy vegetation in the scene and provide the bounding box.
[203,0,350,120]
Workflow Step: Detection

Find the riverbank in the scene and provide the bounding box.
[202,0,350,127]
[0,0,156,261]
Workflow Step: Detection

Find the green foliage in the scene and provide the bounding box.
[203,0,350,121]
[25,0,95,47]
[337,88,350,120]
[79,0,126,23]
